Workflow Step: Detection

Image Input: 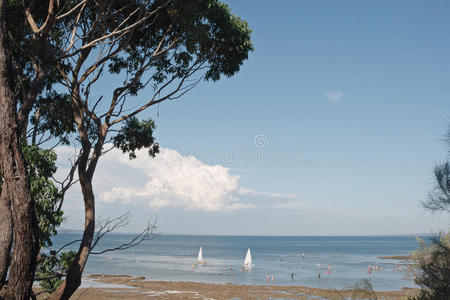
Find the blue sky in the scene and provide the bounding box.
[59,0,449,235]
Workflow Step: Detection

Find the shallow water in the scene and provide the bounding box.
[51,233,428,291]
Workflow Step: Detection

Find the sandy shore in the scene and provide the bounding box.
[377,255,412,260]
[34,274,419,299]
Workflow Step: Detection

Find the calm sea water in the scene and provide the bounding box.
[51,233,429,291]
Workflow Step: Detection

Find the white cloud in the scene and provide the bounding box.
[53,145,302,213]
[324,90,344,103]
[81,146,301,212]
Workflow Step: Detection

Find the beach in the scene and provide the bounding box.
[34,274,417,299]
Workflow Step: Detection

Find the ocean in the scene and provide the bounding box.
[51,233,429,291]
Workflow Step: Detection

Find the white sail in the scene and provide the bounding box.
[244,248,252,268]
[197,247,203,262]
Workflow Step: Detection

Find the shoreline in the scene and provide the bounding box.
[377,255,412,260]
[35,274,419,299]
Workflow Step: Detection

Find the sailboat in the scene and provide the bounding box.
[243,248,253,270]
[197,247,206,264]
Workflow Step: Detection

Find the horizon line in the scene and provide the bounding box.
[58,229,438,237]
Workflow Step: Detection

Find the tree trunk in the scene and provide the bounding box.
[0,0,12,290]
[49,167,95,300]
[0,0,39,298]
[50,72,105,300]
[0,187,12,288]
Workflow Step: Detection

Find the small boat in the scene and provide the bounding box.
[197,247,206,264]
[243,248,253,270]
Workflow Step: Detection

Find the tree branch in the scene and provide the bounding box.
[90,213,157,255]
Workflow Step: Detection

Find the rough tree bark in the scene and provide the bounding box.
[0,0,12,289]
[0,188,12,289]
[0,0,40,298]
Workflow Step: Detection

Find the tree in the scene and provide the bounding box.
[0,0,140,296]
[0,0,40,297]
[0,1,84,297]
[410,233,450,300]
[424,162,450,213]
[0,139,71,298]
[2,0,145,296]
[411,124,450,300]
[423,125,450,213]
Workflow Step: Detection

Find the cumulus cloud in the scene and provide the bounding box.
[324,90,344,103]
[53,146,299,212]
[99,148,243,211]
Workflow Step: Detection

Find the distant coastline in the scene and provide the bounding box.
[56,230,436,237]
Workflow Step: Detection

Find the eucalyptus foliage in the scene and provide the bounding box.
[22,144,63,248]
[36,251,77,291]
[0,144,68,291]
[114,117,159,159]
